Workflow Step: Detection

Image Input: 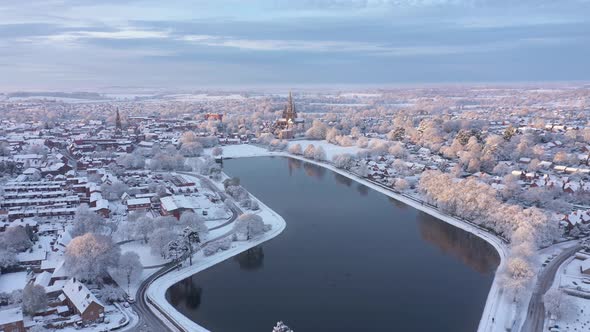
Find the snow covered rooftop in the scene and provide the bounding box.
[160,195,203,212]
[127,198,151,206]
[62,278,103,314]
[0,306,23,325]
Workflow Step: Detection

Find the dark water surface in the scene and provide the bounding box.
[166,157,499,332]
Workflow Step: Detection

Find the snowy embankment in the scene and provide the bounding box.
[145,188,286,332]
[149,143,510,332]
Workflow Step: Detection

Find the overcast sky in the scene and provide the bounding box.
[1,0,589,90]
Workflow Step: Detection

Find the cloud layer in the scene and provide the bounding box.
[0,0,589,89]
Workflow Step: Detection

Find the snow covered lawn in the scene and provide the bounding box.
[0,271,27,293]
[119,241,169,268]
[205,144,272,158]
[286,140,364,160]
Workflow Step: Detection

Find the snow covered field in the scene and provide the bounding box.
[286,139,364,160]
[206,144,272,158]
[119,241,169,268]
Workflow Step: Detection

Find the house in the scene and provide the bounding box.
[91,199,110,217]
[562,210,590,230]
[60,278,104,322]
[0,307,25,332]
[126,198,151,211]
[160,195,204,219]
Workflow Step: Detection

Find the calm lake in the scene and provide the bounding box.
[166,156,500,332]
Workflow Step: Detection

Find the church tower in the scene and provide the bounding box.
[282,91,297,122]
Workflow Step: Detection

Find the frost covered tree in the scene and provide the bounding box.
[180,131,197,144]
[269,139,288,151]
[114,252,143,294]
[197,136,219,148]
[179,212,209,239]
[272,321,294,332]
[313,146,326,161]
[501,175,522,201]
[388,142,406,158]
[332,153,353,169]
[22,284,47,315]
[500,256,534,301]
[357,136,369,148]
[116,152,145,169]
[0,226,32,252]
[543,289,575,320]
[101,181,129,200]
[305,120,328,139]
[134,215,154,243]
[65,233,120,282]
[0,247,16,269]
[203,237,232,256]
[212,146,223,157]
[180,141,204,157]
[393,178,409,191]
[99,285,126,304]
[326,127,341,144]
[149,227,176,258]
[70,204,114,237]
[288,143,302,155]
[303,144,316,159]
[233,214,269,240]
[357,163,369,177]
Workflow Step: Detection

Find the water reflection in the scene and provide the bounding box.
[287,158,302,175]
[416,212,499,274]
[356,183,369,196]
[166,278,203,310]
[333,173,353,187]
[234,246,265,270]
[387,196,408,210]
[303,162,326,179]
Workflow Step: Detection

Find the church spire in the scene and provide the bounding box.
[284,90,296,121]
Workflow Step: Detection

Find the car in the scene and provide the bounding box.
[127,296,135,304]
[123,302,130,308]
[582,278,590,284]
[542,263,547,267]
[573,281,579,286]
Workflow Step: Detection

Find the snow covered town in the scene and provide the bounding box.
[0,85,589,332]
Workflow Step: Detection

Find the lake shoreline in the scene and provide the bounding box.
[147,149,510,332]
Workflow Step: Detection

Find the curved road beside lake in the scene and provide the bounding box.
[131,172,242,332]
[520,244,581,332]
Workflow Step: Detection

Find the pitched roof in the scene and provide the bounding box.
[62,278,103,314]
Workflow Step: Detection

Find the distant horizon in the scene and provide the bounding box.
[2,80,590,95]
